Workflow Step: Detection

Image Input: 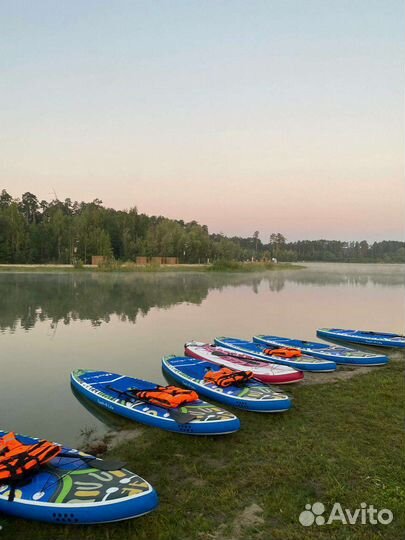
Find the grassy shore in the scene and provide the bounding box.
[0,261,303,273]
[206,261,305,272]
[2,355,404,540]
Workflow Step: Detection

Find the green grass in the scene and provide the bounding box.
[2,359,404,540]
[206,260,304,272]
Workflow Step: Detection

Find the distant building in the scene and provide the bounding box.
[91,255,108,266]
[135,256,178,265]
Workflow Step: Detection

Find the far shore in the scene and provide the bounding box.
[1,260,403,274]
[0,262,304,273]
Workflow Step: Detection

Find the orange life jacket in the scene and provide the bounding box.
[204,367,253,388]
[0,432,61,484]
[263,348,302,358]
[134,385,199,409]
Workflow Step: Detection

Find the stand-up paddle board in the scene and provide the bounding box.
[185,341,303,384]
[253,335,388,366]
[71,369,240,435]
[0,430,158,524]
[317,328,405,349]
[214,337,336,372]
[162,355,292,412]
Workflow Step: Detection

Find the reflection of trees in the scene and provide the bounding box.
[267,274,286,292]
[0,272,268,332]
[0,266,403,332]
[0,272,211,332]
[281,266,405,288]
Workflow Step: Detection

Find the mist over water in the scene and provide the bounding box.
[0,263,403,445]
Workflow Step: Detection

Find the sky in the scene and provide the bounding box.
[1,0,404,242]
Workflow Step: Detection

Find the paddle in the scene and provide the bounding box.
[362,331,404,337]
[59,452,127,471]
[211,350,262,365]
[166,409,196,424]
[107,385,196,424]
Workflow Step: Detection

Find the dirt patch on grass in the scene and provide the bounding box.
[80,428,143,455]
[302,366,376,385]
[204,456,228,469]
[202,503,264,540]
[239,503,265,528]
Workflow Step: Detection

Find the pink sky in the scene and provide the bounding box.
[1,1,404,242]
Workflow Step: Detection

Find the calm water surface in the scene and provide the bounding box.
[0,263,404,446]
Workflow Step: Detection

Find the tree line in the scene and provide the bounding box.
[0,190,404,264]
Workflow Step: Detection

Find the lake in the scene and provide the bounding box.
[0,263,403,447]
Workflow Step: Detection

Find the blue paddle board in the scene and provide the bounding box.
[0,430,158,524]
[317,328,405,349]
[253,335,388,365]
[162,355,292,412]
[71,369,240,436]
[214,338,336,372]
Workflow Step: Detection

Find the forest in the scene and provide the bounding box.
[1,190,404,264]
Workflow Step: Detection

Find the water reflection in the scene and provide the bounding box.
[0,272,263,332]
[71,384,133,430]
[0,264,403,333]
[1,263,403,445]
[284,265,405,288]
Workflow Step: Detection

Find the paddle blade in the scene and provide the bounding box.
[86,458,127,471]
[169,410,196,424]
